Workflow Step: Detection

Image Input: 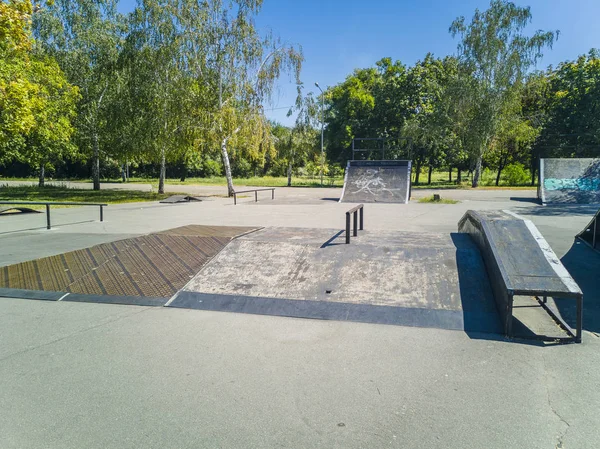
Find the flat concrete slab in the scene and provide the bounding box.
[170,227,502,333]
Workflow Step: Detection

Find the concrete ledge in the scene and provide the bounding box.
[168,291,503,333]
[64,293,168,307]
[0,287,65,301]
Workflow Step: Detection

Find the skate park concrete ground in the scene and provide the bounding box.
[1,184,600,449]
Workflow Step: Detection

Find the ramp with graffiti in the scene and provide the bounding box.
[539,158,600,204]
[339,160,412,204]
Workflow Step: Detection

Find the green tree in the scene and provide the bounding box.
[449,0,557,187]
[124,0,197,193]
[172,0,303,196]
[34,0,126,190]
[1,0,78,182]
[537,50,600,159]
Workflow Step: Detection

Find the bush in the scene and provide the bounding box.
[200,158,222,177]
[231,157,253,178]
[502,163,530,186]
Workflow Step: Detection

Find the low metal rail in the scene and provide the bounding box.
[345,204,364,244]
[0,201,107,229]
[233,188,275,205]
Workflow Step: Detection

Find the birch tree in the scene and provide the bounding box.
[449,0,557,187]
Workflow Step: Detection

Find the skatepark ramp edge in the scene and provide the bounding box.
[340,160,412,204]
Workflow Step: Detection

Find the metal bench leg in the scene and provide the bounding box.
[346,213,351,244]
[359,207,364,230]
[353,210,358,237]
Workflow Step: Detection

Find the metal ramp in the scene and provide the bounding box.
[339,160,412,204]
[160,195,203,204]
[538,158,600,204]
[577,208,600,252]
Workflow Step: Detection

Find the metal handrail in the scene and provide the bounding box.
[233,188,275,205]
[0,201,107,229]
[345,204,364,244]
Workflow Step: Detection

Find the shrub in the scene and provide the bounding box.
[502,163,530,186]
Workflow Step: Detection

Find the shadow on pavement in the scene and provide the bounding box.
[512,204,600,217]
[557,240,600,334]
[452,232,569,346]
[509,196,540,204]
[451,233,505,336]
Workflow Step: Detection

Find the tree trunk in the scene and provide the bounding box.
[448,167,452,183]
[180,165,187,182]
[531,157,537,186]
[472,155,483,188]
[39,163,45,188]
[414,160,421,184]
[92,132,100,190]
[121,164,126,183]
[457,168,462,184]
[495,161,504,186]
[221,138,235,197]
[427,165,433,185]
[158,148,166,194]
[287,161,292,187]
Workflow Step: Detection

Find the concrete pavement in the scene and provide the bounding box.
[1,186,599,448]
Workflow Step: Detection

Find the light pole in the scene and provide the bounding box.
[315,82,324,187]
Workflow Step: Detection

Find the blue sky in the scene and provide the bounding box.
[118,0,600,125]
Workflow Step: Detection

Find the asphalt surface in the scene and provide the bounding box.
[1,185,599,448]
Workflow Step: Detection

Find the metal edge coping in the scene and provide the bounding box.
[338,160,351,203]
[0,287,65,301]
[502,210,582,296]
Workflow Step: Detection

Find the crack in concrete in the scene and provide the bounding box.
[542,352,571,449]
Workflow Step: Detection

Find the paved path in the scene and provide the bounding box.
[0,187,599,449]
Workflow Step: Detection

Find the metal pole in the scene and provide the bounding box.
[272,189,274,200]
[346,212,351,244]
[315,82,324,187]
[359,207,364,230]
[100,205,104,222]
[255,191,258,202]
[234,193,237,205]
[46,204,51,230]
[353,210,358,237]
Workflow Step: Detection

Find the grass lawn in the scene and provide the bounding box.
[1,168,538,190]
[0,185,172,204]
[417,195,459,204]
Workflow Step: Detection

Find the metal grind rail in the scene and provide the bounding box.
[345,204,364,244]
[0,201,107,230]
[232,188,275,205]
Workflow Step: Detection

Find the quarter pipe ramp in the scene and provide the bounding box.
[539,158,600,204]
[339,160,412,204]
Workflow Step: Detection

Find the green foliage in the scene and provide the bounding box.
[0,0,78,181]
[449,0,557,186]
[502,162,530,185]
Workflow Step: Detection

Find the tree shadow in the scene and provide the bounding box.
[509,196,541,204]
